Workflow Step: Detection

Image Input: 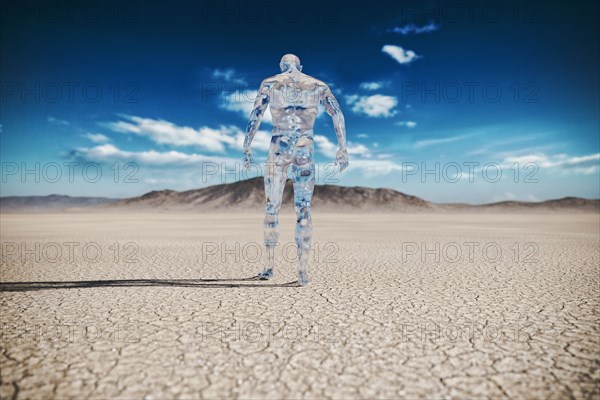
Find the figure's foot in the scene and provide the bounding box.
[257,268,274,280]
[298,271,310,286]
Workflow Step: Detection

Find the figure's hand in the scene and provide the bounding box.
[243,148,254,170]
[335,148,349,172]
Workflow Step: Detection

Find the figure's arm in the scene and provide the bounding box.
[321,84,349,171]
[243,80,270,161]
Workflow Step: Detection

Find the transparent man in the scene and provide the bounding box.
[243,54,348,286]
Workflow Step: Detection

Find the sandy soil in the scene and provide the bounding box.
[1,212,599,399]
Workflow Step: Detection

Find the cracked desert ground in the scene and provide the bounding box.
[1,212,599,399]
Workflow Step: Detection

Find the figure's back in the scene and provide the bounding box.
[265,72,325,133]
[244,53,348,286]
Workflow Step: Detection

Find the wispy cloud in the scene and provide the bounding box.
[396,121,417,128]
[359,81,383,91]
[74,143,238,166]
[415,133,472,148]
[314,135,371,158]
[503,153,600,174]
[349,159,404,177]
[389,22,439,35]
[491,192,540,203]
[346,94,398,118]
[465,133,546,156]
[76,142,405,179]
[104,114,272,153]
[382,45,421,65]
[314,135,404,176]
[83,133,109,143]
[48,116,70,126]
[107,115,238,152]
[211,68,247,85]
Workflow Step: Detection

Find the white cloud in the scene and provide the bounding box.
[83,133,109,143]
[48,116,70,126]
[396,121,417,128]
[357,133,369,138]
[491,192,540,203]
[466,134,545,156]
[105,115,271,153]
[76,141,406,180]
[75,143,238,166]
[144,177,178,185]
[503,153,600,174]
[346,94,398,118]
[389,22,439,35]
[348,143,371,157]
[349,159,404,177]
[359,82,383,91]
[382,45,421,65]
[99,115,385,170]
[211,68,247,85]
[313,135,339,158]
[314,135,403,176]
[415,133,472,148]
[314,135,372,158]
[233,130,272,152]
[107,115,235,153]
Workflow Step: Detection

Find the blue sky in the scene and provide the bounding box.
[1,0,598,203]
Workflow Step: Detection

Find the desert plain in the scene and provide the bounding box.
[0,211,598,399]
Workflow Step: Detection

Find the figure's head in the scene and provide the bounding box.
[280,54,302,72]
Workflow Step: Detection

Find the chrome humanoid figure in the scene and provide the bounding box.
[243,54,348,286]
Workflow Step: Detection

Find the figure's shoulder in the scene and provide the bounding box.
[260,75,279,86]
[312,77,328,86]
[261,73,331,93]
[303,75,329,90]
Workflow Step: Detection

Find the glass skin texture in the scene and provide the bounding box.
[243,64,348,286]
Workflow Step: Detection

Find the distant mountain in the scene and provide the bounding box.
[441,196,600,212]
[0,194,117,212]
[102,177,432,212]
[478,196,600,211]
[2,178,598,213]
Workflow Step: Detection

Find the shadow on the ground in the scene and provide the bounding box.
[0,277,301,292]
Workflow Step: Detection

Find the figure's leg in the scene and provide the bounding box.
[292,136,315,286]
[259,135,290,279]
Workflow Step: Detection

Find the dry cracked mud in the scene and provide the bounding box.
[0,212,598,399]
